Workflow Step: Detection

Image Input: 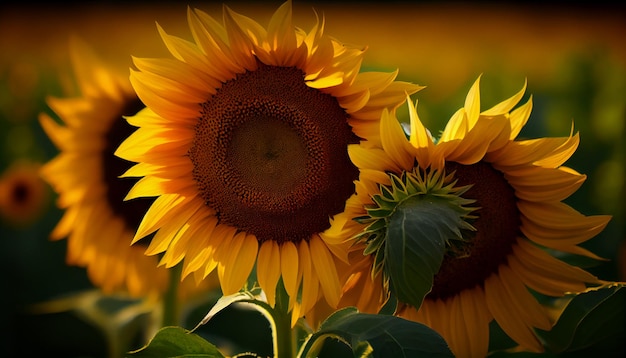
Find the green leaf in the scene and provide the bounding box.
[191,291,256,332]
[538,283,625,354]
[299,307,454,358]
[126,326,225,357]
[385,195,464,308]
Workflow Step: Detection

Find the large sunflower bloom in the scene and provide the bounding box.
[115,1,421,319]
[40,38,210,300]
[330,77,611,357]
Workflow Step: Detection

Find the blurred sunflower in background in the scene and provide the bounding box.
[39,37,216,302]
[326,77,611,357]
[115,0,421,320]
[0,160,48,227]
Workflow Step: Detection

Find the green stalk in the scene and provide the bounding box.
[272,279,297,358]
[162,263,182,327]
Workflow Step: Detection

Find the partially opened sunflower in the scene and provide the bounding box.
[327,77,611,357]
[40,38,215,301]
[114,0,421,320]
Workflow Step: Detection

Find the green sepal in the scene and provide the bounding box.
[389,173,409,201]
[379,184,396,201]
[371,194,398,211]
[363,219,387,234]
[363,233,384,256]
[385,195,468,309]
[126,326,225,357]
[365,207,394,219]
[298,307,454,358]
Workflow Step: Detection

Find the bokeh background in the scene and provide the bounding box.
[1,1,624,357]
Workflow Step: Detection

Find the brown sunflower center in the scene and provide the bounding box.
[428,161,520,301]
[103,97,153,233]
[11,181,30,205]
[189,64,358,244]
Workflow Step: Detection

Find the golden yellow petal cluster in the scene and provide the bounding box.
[115,1,422,320]
[328,77,611,357]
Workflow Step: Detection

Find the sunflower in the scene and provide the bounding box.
[114,0,422,319]
[328,77,612,357]
[0,160,48,226]
[40,37,207,300]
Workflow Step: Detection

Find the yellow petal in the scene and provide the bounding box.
[449,288,491,358]
[188,7,243,78]
[69,36,126,99]
[298,240,318,313]
[257,240,281,306]
[133,194,186,242]
[280,241,300,300]
[218,232,258,295]
[505,166,585,202]
[407,98,434,169]
[155,23,225,81]
[341,70,398,97]
[498,264,552,330]
[180,218,220,278]
[534,128,579,168]
[487,134,579,168]
[50,205,79,240]
[307,72,344,89]
[519,200,611,232]
[482,79,527,117]
[133,55,218,99]
[513,239,599,286]
[147,221,190,258]
[222,5,259,70]
[361,80,424,109]
[379,109,415,171]
[144,198,204,256]
[129,71,201,121]
[338,90,371,113]
[440,107,468,142]
[444,116,509,165]
[265,0,298,64]
[464,75,482,128]
[508,248,591,297]
[508,97,532,139]
[484,271,545,352]
[521,213,610,248]
[309,235,341,308]
[124,176,164,200]
[348,145,400,172]
[159,210,210,268]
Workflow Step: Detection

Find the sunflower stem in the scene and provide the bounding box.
[162,263,182,327]
[273,279,297,358]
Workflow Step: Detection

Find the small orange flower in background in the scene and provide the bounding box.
[0,160,48,226]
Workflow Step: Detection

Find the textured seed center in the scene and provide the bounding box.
[428,161,520,301]
[190,64,358,244]
[229,117,307,200]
